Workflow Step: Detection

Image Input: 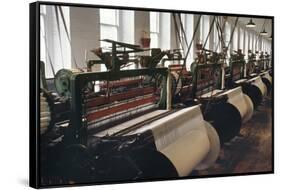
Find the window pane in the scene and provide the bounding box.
[224,21,231,46]
[100,25,118,45]
[100,9,118,25]
[180,14,186,29]
[257,37,260,51]
[224,21,231,64]
[249,32,253,51]
[213,20,221,52]
[40,5,71,78]
[159,12,171,50]
[40,15,46,65]
[100,25,118,71]
[200,15,210,48]
[150,12,159,33]
[253,35,255,52]
[244,31,249,59]
[120,10,134,44]
[239,28,244,51]
[179,14,191,51]
[185,14,194,68]
[232,27,238,51]
[150,32,159,48]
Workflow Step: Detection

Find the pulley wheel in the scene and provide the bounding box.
[55,69,82,98]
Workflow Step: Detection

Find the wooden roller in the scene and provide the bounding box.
[247,76,267,97]
[201,87,254,124]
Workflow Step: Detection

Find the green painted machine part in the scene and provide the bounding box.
[190,62,222,98]
[63,68,168,145]
[229,50,246,82]
[54,69,82,98]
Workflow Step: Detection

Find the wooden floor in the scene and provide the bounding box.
[194,96,273,176]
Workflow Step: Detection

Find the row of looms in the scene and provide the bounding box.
[39,10,272,186]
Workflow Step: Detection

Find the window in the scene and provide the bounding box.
[40,5,71,78]
[100,9,119,48]
[239,27,244,52]
[213,20,220,52]
[265,40,271,53]
[261,39,265,51]
[232,26,238,51]
[100,9,119,71]
[119,10,134,44]
[179,14,187,51]
[244,31,249,59]
[213,17,225,53]
[252,34,256,52]
[180,14,194,68]
[119,10,135,70]
[256,36,261,51]
[40,6,47,67]
[150,12,160,48]
[99,9,135,71]
[171,14,194,68]
[100,9,119,26]
[200,15,210,49]
[224,21,231,63]
[159,12,171,50]
[249,32,253,52]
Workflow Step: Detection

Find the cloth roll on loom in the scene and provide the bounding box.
[200,86,253,124]
[220,87,254,123]
[247,76,267,97]
[261,71,272,84]
[236,76,267,109]
[131,105,220,176]
[40,93,51,135]
[260,71,272,94]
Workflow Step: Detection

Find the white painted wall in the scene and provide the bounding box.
[119,10,135,44]
[69,7,100,70]
[170,14,179,50]
[41,5,71,78]
[159,12,171,50]
[134,10,150,46]
[43,7,272,73]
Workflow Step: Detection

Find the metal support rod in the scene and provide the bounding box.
[173,15,202,95]
[203,16,216,49]
[58,6,79,69]
[226,17,239,50]
[215,16,227,52]
[166,70,172,110]
[172,14,185,52]
[184,15,202,66]
[54,6,65,68]
[177,13,189,52]
[255,19,267,50]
